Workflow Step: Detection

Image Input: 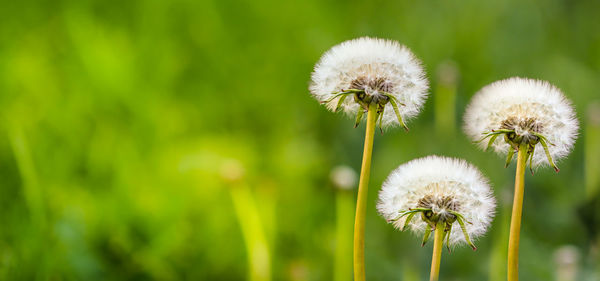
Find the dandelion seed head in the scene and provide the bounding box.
[377,156,496,246]
[464,77,579,167]
[330,165,357,190]
[309,37,429,127]
[219,158,246,183]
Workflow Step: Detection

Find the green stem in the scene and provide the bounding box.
[8,124,45,228]
[434,75,457,136]
[429,223,445,281]
[353,103,377,281]
[585,104,600,198]
[507,143,528,281]
[230,184,271,281]
[488,196,511,281]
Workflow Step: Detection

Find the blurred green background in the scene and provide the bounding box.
[1,0,599,280]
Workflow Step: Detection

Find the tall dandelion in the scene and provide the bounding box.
[378,156,496,281]
[310,37,429,280]
[463,77,579,281]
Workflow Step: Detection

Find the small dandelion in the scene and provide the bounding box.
[553,245,580,281]
[310,37,429,131]
[309,37,429,281]
[463,77,579,281]
[220,158,246,183]
[330,165,358,190]
[378,156,496,281]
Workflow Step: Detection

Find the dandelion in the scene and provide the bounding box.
[378,156,496,281]
[463,77,579,281]
[464,77,578,172]
[310,37,429,131]
[310,37,429,281]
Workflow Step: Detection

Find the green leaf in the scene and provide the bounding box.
[486,134,500,151]
[334,94,348,112]
[528,145,535,175]
[422,224,432,247]
[539,137,559,172]
[451,212,476,251]
[445,223,452,253]
[354,109,365,128]
[505,147,515,168]
[386,94,409,132]
[402,212,416,231]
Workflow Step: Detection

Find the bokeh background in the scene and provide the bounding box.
[1,0,599,280]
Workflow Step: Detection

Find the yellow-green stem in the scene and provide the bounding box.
[353,104,377,281]
[335,190,353,281]
[429,223,445,281]
[402,257,421,281]
[507,143,528,281]
[488,193,511,281]
[585,103,600,198]
[434,61,458,137]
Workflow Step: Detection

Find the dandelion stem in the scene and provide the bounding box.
[429,222,445,281]
[353,103,377,281]
[507,143,528,281]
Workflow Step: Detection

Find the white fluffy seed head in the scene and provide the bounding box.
[309,37,429,128]
[464,77,579,168]
[377,156,496,246]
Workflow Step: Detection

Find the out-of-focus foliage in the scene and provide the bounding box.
[0,0,599,280]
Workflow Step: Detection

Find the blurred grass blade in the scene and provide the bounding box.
[229,183,271,281]
[8,123,46,227]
